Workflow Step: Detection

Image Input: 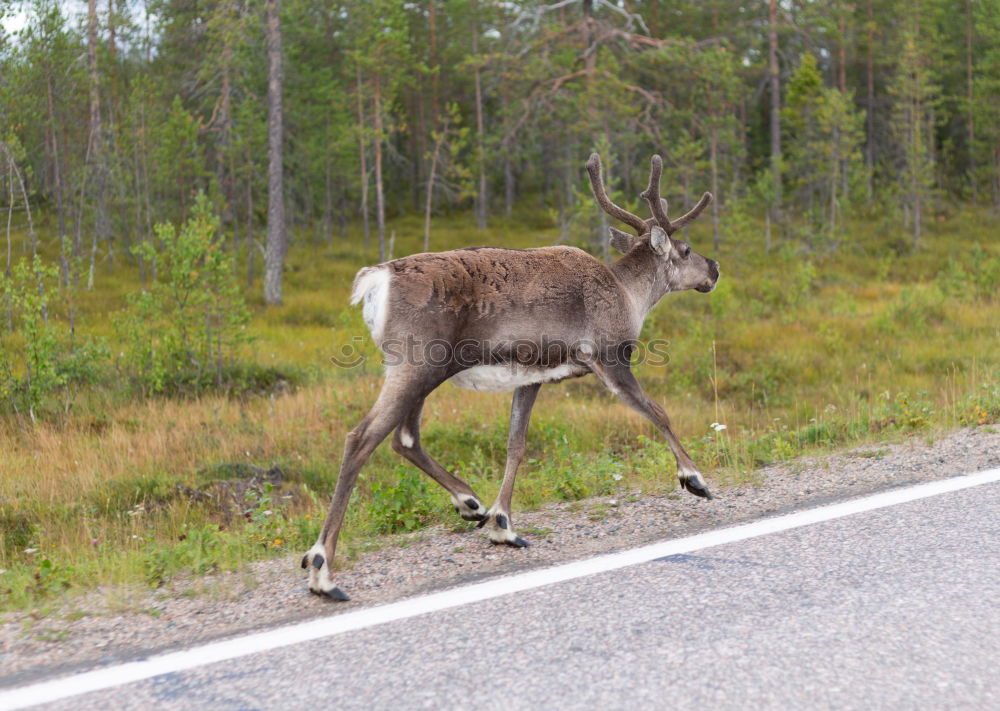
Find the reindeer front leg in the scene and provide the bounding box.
[478,383,541,547]
[589,361,713,499]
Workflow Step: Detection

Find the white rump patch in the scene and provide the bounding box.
[350,266,391,342]
[449,363,581,392]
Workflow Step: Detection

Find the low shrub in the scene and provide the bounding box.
[116,192,251,396]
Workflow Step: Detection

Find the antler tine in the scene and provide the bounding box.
[639,154,674,235]
[669,192,713,233]
[585,153,647,235]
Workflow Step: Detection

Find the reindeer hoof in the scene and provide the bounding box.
[483,510,530,547]
[681,476,714,500]
[453,495,488,522]
[310,587,350,602]
[304,544,348,599]
[489,533,531,548]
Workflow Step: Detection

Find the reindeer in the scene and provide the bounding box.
[302,153,720,600]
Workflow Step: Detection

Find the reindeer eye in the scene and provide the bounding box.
[682,245,691,258]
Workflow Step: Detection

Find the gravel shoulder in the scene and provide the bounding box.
[2,425,999,687]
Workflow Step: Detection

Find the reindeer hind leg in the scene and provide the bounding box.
[304,370,439,600]
[391,397,488,522]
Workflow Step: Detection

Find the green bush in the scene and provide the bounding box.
[144,523,224,585]
[117,192,251,395]
[367,467,435,534]
[0,256,106,419]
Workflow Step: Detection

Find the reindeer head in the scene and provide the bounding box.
[586,153,720,294]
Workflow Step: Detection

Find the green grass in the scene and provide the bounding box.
[0,204,998,613]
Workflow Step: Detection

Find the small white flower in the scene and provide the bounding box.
[612,473,623,482]
[710,422,727,432]
[263,510,273,516]
[24,548,38,554]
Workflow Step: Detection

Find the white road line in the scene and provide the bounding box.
[4,467,1000,710]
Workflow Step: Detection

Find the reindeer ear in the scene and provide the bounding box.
[649,225,671,255]
[608,227,635,254]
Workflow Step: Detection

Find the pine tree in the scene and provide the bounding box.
[890,15,938,248]
[264,0,287,305]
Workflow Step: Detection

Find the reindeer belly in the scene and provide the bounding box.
[448,363,584,392]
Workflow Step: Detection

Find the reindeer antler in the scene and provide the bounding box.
[585,153,647,235]
[588,152,714,238]
[639,154,713,236]
[639,155,673,234]
[669,192,713,233]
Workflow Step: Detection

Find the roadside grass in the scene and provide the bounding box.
[0,205,998,614]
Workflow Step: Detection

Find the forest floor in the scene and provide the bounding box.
[2,424,998,686]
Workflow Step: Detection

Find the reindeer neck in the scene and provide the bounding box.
[609,243,667,319]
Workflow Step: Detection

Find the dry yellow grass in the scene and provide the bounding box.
[0,207,997,610]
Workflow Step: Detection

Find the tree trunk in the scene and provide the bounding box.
[837,13,847,95]
[472,6,487,230]
[263,0,287,305]
[246,148,255,289]
[504,155,515,217]
[5,170,13,329]
[428,0,440,120]
[139,90,154,279]
[865,0,875,202]
[322,148,333,244]
[373,72,387,262]
[218,13,234,229]
[710,129,720,250]
[423,128,446,251]
[830,124,840,242]
[356,67,370,250]
[838,12,849,198]
[768,0,782,222]
[107,0,120,140]
[3,148,43,317]
[133,147,145,285]
[87,0,108,290]
[966,0,976,202]
[45,59,68,286]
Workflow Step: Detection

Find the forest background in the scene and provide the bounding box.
[0,0,998,611]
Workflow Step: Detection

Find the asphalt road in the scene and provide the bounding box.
[18,476,1000,710]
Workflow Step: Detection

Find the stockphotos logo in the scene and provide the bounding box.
[329,335,671,370]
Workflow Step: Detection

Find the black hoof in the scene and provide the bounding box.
[310,587,350,601]
[300,554,309,569]
[476,517,488,529]
[681,477,714,500]
[505,536,530,548]
[312,554,325,569]
[461,511,488,522]
[464,498,481,511]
